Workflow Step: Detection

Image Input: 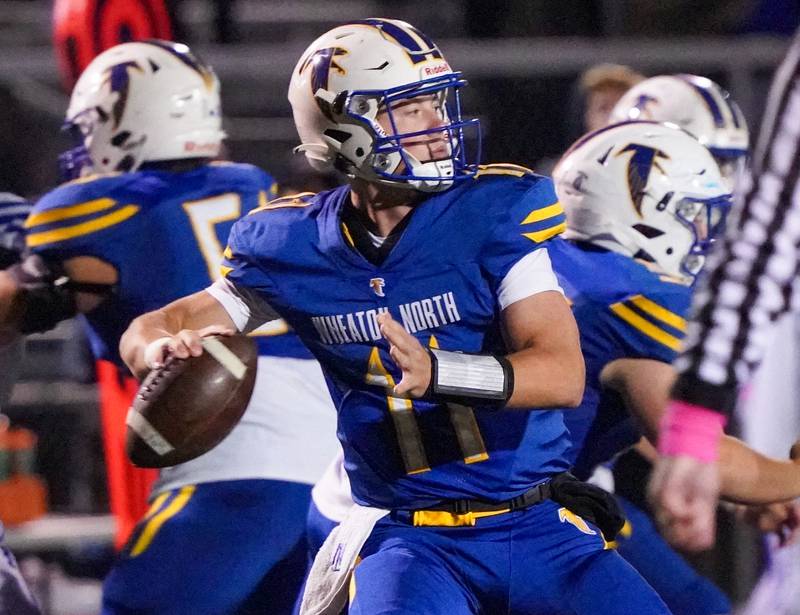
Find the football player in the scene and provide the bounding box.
[303,120,800,615]
[610,74,749,191]
[0,193,41,615]
[120,18,675,615]
[552,120,800,614]
[0,41,338,614]
[607,74,751,611]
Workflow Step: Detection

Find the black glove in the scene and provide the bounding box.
[549,472,625,541]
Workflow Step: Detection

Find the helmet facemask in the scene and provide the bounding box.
[312,73,480,192]
[348,74,479,191]
[633,193,731,280]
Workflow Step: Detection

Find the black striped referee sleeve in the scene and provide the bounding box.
[673,29,800,416]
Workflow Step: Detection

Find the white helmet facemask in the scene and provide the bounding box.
[553,121,733,282]
[610,74,749,191]
[289,19,480,192]
[60,40,225,180]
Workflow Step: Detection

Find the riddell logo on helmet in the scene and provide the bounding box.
[422,63,450,77]
[184,141,217,153]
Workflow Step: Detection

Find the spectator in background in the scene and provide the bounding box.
[580,63,645,133]
[536,63,644,175]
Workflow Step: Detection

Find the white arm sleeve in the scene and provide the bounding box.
[206,277,281,333]
[497,248,564,311]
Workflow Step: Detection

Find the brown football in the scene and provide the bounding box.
[125,335,258,468]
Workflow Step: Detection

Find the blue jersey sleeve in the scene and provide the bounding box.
[220,212,279,297]
[479,172,566,285]
[598,287,692,363]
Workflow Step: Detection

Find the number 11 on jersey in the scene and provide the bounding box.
[365,338,488,475]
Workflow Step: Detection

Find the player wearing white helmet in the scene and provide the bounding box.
[59,40,225,179]
[610,74,749,189]
[556,120,731,282]
[0,40,338,614]
[552,121,800,614]
[121,18,677,615]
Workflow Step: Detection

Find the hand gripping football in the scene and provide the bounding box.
[125,335,258,468]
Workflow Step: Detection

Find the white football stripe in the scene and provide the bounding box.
[202,337,246,380]
[126,409,175,456]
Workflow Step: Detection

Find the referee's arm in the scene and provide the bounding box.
[673,30,800,419]
[650,29,800,551]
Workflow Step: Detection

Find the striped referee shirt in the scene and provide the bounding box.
[673,29,800,416]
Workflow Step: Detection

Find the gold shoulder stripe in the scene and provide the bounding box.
[521,202,563,225]
[522,221,566,243]
[610,303,681,351]
[26,205,140,247]
[25,197,116,228]
[249,192,315,214]
[477,163,535,177]
[220,265,233,277]
[629,295,687,332]
[223,246,233,260]
[130,485,195,557]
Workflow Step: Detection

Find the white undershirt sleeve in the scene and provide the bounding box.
[206,277,281,333]
[497,248,564,311]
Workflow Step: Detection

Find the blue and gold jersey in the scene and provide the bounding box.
[547,239,691,478]
[221,166,572,509]
[25,163,308,364]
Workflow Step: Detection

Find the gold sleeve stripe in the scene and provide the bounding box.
[520,202,563,225]
[223,246,233,259]
[610,303,681,351]
[629,295,687,332]
[522,221,567,243]
[26,205,140,247]
[25,197,116,228]
[341,222,355,248]
[249,199,314,215]
[130,485,196,557]
[220,265,233,278]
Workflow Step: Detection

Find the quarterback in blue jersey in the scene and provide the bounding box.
[551,120,800,613]
[122,19,671,615]
[0,41,338,614]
